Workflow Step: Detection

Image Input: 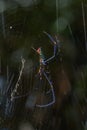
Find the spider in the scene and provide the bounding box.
[31,31,60,107]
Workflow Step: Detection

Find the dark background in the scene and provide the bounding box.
[0,0,87,130]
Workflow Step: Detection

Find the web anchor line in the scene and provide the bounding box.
[82,1,87,51]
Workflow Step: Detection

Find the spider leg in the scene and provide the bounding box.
[45,44,58,63]
[36,71,55,108]
[43,31,56,45]
[45,55,55,63]
[31,47,37,53]
[44,31,60,63]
